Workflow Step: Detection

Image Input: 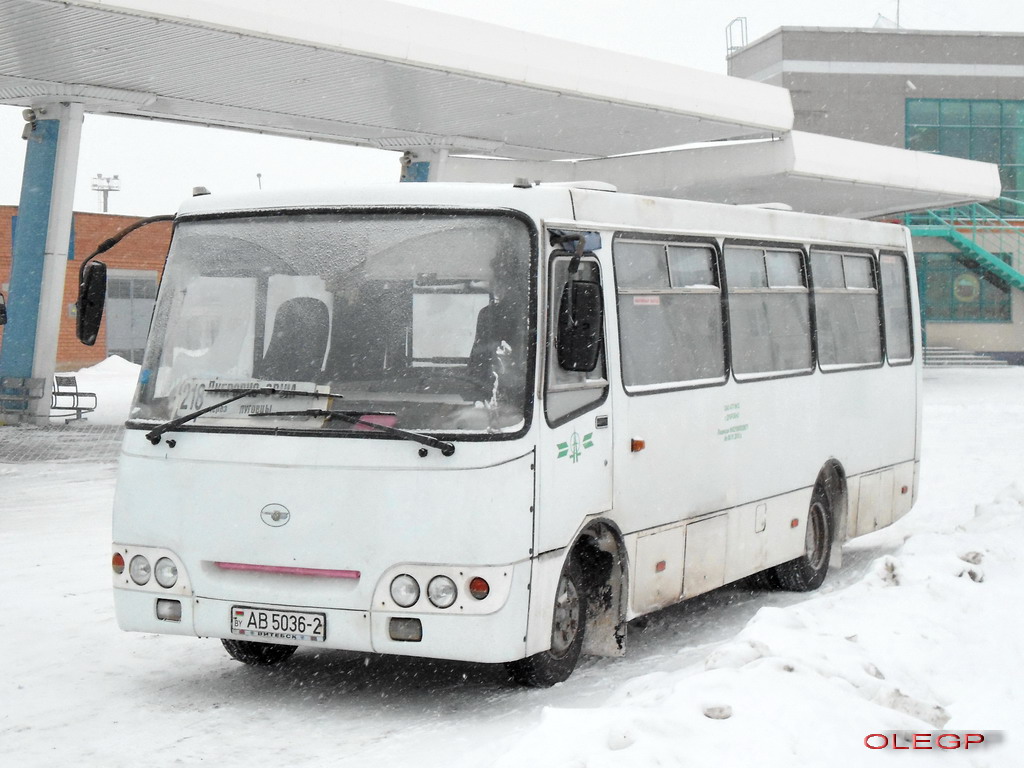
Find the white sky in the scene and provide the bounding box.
[1,0,1023,216]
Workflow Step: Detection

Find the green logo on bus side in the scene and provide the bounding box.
[557,431,594,463]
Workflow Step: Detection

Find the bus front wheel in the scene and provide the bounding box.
[221,638,298,666]
[770,490,833,592]
[506,558,585,687]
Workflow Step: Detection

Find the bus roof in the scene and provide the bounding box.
[175,181,910,251]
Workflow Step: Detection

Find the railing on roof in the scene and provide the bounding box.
[905,197,1024,292]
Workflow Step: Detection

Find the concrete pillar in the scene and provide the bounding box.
[0,102,84,421]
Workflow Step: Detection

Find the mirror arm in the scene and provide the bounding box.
[566,237,585,277]
[75,214,174,346]
[78,213,175,286]
[551,235,587,325]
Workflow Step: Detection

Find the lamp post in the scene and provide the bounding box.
[91,173,121,212]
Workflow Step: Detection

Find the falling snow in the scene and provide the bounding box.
[1,361,1021,766]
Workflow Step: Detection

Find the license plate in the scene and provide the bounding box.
[230,606,326,642]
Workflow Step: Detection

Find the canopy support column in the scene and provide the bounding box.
[0,102,84,422]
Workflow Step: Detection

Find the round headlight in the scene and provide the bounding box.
[154,557,178,589]
[390,574,420,607]
[129,555,151,586]
[427,575,457,609]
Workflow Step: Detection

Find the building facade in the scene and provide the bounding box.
[729,27,1024,360]
[0,207,171,371]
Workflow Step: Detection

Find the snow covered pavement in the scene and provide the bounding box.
[1,364,1021,766]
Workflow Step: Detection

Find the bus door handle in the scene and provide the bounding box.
[595,415,609,429]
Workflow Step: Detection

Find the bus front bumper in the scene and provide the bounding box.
[112,563,533,664]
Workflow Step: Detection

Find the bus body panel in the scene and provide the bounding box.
[108,183,923,675]
[112,431,536,613]
[535,408,614,555]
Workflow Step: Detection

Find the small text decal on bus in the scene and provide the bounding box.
[719,403,749,442]
[557,432,594,463]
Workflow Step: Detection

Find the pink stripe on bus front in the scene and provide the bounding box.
[215,561,360,579]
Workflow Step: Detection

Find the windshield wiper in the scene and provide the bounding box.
[144,386,343,445]
[249,409,456,457]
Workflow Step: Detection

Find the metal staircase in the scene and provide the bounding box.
[905,199,1024,362]
[906,199,1024,290]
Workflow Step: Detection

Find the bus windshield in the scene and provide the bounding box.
[132,211,534,436]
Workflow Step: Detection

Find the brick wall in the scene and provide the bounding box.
[0,206,172,371]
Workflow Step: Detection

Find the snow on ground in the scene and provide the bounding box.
[54,355,140,424]
[2,363,1022,766]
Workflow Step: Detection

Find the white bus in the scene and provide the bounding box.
[92,182,920,686]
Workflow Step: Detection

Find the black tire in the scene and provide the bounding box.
[769,489,833,592]
[507,557,585,687]
[221,638,298,666]
[744,567,781,591]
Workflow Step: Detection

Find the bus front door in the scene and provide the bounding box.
[536,251,613,555]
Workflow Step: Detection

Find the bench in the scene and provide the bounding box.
[50,375,98,423]
[0,376,46,424]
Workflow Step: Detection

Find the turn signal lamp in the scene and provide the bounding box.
[468,577,490,600]
[112,552,125,575]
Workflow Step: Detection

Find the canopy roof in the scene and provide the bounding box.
[0,0,793,160]
[443,132,1001,218]
[0,1,1002,214]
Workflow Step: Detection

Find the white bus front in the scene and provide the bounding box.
[111,208,551,672]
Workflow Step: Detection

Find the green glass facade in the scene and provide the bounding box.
[906,99,1024,204]
[908,100,1023,324]
[917,252,1012,323]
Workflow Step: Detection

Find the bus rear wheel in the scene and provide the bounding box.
[221,638,298,666]
[506,558,585,687]
[770,490,833,592]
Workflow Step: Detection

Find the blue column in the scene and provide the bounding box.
[0,103,84,422]
[0,118,60,377]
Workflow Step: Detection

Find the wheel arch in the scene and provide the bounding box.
[570,517,629,658]
[816,459,848,551]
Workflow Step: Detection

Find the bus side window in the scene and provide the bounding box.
[812,251,882,369]
[614,240,725,390]
[725,246,812,379]
[545,254,608,425]
[880,253,914,364]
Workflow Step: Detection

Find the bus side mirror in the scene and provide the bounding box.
[557,279,603,372]
[76,261,107,346]
[0,291,7,326]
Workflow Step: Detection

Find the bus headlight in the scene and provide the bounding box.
[154,557,179,589]
[129,555,152,586]
[390,574,420,607]
[427,575,457,608]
